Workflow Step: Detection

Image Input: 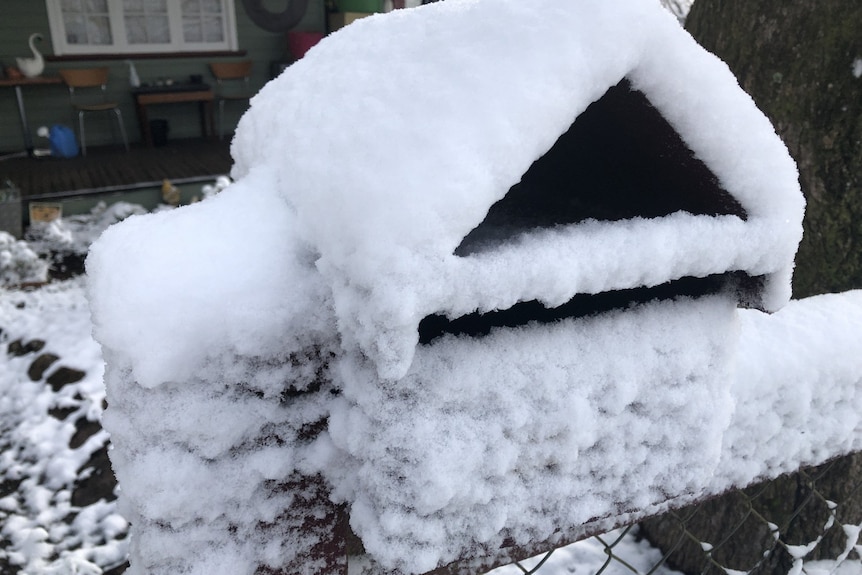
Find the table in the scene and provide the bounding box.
[0,76,63,157]
[132,83,216,146]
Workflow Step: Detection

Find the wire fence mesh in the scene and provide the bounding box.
[495,452,862,575]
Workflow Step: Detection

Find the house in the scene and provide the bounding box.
[0,1,327,153]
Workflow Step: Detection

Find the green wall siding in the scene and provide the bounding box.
[0,1,324,153]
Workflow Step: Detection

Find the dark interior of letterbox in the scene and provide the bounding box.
[455,78,746,256]
[419,79,760,344]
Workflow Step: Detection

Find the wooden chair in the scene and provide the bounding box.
[58,67,129,156]
[208,60,253,140]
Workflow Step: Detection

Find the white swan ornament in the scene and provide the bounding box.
[16,33,45,78]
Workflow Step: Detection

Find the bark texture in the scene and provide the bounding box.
[641,455,862,574]
[685,0,862,297]
[641,2,862,572]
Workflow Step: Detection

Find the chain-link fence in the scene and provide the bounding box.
[493,452,862,575]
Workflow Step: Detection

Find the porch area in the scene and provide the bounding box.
[1,137,232,201]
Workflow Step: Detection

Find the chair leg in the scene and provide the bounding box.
[218,99,225,140]
[78,111,87,156]
[69,110,77,142]
[108,110,118,144]
[113,109,130,152]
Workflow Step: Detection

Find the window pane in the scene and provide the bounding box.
[202,0,222,13]
[55,0,231,52]
[182,0,224,44]
[182,0,201,14]
[202,15,223,42]
[144,0,168,12]
[61,0,84,12]
[125,14,170,44]
[85,0,108,12]
[87,15,112,44]
[183,18,202,42]
[124,0,167,13]
[147,15,171,42]
[63,13,87,44]
[124,15,146,43]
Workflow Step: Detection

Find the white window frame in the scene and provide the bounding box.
[45,0,239,56]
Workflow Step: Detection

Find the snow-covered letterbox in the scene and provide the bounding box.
[87,1,805,574]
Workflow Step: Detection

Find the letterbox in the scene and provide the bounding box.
[88,1,805,574]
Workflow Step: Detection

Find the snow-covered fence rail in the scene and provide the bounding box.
[357,289,862,575]
[191,396,862,575]
[482,452,862,575]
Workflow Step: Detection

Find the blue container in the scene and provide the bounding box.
[49,125,79,158]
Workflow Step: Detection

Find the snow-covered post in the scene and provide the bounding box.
[0,179,23,240]
[87,170,350,574]
[87,1,812,574]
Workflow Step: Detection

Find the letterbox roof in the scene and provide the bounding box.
[232,0,804,379]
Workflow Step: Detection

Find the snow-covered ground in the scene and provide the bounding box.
[0,275,126,575]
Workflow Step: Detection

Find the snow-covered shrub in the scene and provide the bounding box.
[201,175,232,200]
[25,201,147,259]
[24,219,75,257]
[0,231,49,286]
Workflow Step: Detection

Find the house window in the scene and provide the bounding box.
[124,0,171,45]
[45,0,238,55]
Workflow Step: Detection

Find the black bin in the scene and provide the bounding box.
[150,119,169,147]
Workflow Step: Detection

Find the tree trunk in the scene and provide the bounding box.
[641,455,862,574]
[685,0,862,298]
[641,2,862,572]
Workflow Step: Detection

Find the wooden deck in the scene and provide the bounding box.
[0,138,232,199]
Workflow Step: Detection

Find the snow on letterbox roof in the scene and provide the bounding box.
[232,0,804,380]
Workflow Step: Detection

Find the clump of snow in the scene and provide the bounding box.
[0,231,49,286]
[89,170,336,391]
[853,58,862,79]
[22,180,231,266]
[201,175,232,200]
[85,0,819,574]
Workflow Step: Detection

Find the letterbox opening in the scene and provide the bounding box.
[455,79,747,257]
[419,272,764,344]
[426,79,761,343]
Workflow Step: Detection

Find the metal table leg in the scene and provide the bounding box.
[12,85,35,157]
